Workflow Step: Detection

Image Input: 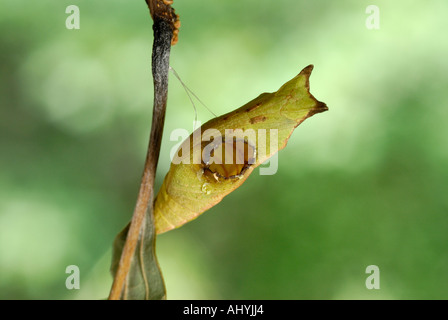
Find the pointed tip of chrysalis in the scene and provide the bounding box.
[299,64,314,90]
[300,64,329,115]
[309,101,329,117]
[301,64,314,75]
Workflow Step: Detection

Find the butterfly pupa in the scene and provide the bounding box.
[154,65,328,234]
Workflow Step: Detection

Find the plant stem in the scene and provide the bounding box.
[108,12,173,300]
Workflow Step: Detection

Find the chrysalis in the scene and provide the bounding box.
[154,65,328,234]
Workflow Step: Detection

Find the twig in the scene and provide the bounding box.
[108,0,178,300]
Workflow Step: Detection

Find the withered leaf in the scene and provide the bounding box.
[110,208,166,300]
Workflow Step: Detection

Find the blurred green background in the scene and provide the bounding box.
[1,0,447,299]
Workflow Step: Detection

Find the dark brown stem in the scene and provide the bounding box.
[108,8,174,300]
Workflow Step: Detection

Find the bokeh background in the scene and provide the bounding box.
[1,0,447,299]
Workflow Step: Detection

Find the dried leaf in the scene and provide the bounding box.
[110,209,166,300]
[155,65,328,234]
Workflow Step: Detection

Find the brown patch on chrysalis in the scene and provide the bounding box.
[246,102,262,112]
[249,115,267,124]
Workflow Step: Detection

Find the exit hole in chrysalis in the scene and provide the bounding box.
[202,137,256,180]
